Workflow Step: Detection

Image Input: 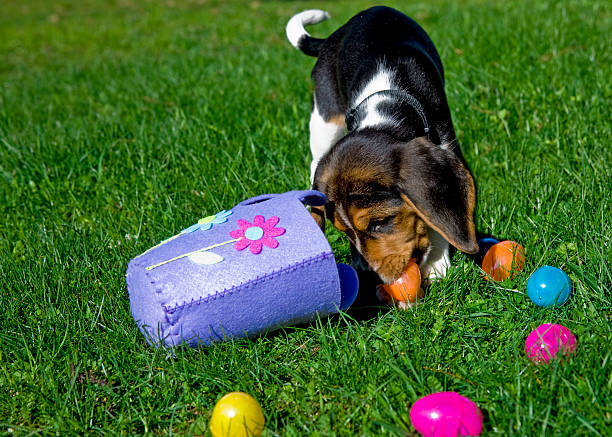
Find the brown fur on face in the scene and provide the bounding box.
[313,134,478,284]
[315,157,430,283]
[324,192,431,283]
[356,203,430,283]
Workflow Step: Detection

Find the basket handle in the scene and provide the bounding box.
[236,190,326,207]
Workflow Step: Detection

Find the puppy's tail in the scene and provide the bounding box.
[285,9,330,57]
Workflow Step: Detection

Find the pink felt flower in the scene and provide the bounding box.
[229,215,285,254]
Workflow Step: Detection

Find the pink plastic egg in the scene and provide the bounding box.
[409,391,483,437]
[524,323,576,364]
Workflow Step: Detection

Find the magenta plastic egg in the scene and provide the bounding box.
[409,392,483,437]
[524,323,576,364]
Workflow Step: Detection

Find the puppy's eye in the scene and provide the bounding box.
[368,216,395,234]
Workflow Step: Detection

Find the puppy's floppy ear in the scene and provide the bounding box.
[396,137,478,253]
[310,204,326,231]
[310,166,329,232]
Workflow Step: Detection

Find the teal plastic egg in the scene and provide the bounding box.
[526,266,571,307]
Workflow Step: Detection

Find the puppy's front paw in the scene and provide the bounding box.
[424,260,449,280]
[419,259,449,291]
[420,231,451,284]
[395,299,419,310]
[419,261,447,290]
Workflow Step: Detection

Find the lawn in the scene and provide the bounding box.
[0,0,610,435]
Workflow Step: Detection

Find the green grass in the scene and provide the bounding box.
[1,0,610,435]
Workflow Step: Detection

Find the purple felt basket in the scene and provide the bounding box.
[126,190,358,347]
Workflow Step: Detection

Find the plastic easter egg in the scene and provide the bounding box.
[474,237,499,266]
[481,240,525,281]
[209,392,265,437]
[379,258,422,303]
[410,391,483,437]
[524,323,576,364]
[527,266,571,307]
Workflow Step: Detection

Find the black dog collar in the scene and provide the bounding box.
[346,89,430,138]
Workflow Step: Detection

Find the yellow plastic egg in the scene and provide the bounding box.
[209,392,265,437]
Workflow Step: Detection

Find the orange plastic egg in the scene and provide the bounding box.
[481,240,525,281]
[380,258,422,303]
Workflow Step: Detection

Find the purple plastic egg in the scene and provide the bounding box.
[410,391,483,437]
[524,323,576,364]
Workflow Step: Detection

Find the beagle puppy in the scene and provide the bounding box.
[286,6,478,296]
